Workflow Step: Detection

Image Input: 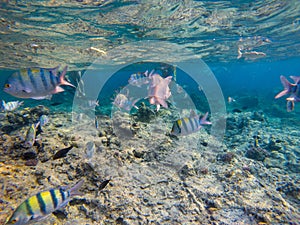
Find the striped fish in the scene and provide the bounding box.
[1,100,23,112]
[24,122,40,148]
[5,180,84,225]
[128,70,152,87]
[171,111,212,136]
[3,66,75,100]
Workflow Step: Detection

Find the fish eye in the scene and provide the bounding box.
[4,83,11,88]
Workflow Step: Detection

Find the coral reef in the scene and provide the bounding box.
[0,106,299,224]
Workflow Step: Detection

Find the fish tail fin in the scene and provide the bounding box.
[290,76,300,84]
[275,76,292,99]
[200,112,212,125]
[69,179,84,197]
[59,66,75,88]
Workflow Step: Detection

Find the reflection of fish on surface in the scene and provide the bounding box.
[237,47,266,60]
[1,100,23,112]
[275,75,300,112]
[148,73,172,111]
[238,36,271,51]
[5,180,84,225]
[3,66,75,100]
[171,111,212,136]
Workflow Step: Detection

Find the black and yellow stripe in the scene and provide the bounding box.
[172,116,201,135]
[50,189,58,209]
[22,188,69,218]
[49,70,58,88]
[40,68,49,90]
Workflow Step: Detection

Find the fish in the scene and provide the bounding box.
[53,146,73,160]
[50,102,63,106]
[227,97,236,103]
[24,122,40,148]
[171,111,212,136]
[113,92,139,111]
[253,135,260,147]
[128,70,151,87]
[286,100,294,112]
[85,141,95,159]
[3,66,75,100]
[39,115,49,127]
[1,100,23,112]
[88,100,99,108]
[95,118,99,129]
[98,180,110,190]
[238,36,271,51]
[5,179,84,225]
[148,73,172,111]
[275,75,300,112]
[237,47,266,60]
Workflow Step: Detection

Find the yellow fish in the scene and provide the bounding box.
[5,180,84,225]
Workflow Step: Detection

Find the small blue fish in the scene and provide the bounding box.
[1,100,23,112]
[5,180,84,225]
[3,66,75,100]
[171,111,212,136]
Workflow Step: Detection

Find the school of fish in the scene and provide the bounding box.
[1,62,297,225]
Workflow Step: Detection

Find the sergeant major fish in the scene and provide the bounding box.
[5,179,84,225]
[3,66,75,100]
[128,70,151,87]
[171,111,212,136]
[24,122,40,148]
[1,100,23,112]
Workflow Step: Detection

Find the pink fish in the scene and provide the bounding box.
[275,75,300,112]
[148,73,172,111]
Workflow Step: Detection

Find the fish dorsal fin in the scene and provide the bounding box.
[190,110,197,117]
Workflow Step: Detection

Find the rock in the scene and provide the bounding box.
[245,147,269,161]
